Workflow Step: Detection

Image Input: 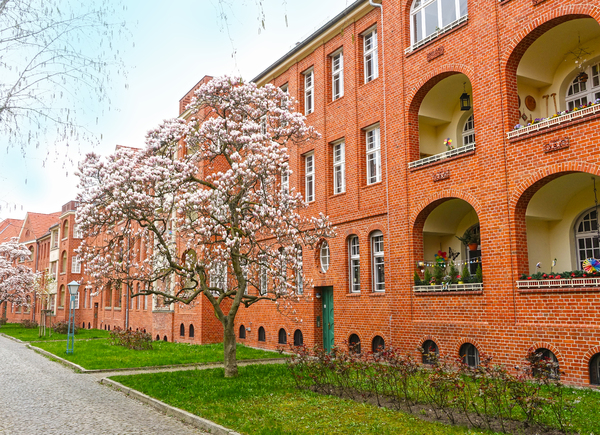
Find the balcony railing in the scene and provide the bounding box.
[507,104,600,139]
[409,143,475,169]
[516,277,600,289]
[405,15,469,54]
[414,283,483,293]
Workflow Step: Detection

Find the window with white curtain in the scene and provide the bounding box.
[331,50,344,100]
[371,231,385,292]
[333,141,345,194]
[410,0,468,48]
[363,29,378,83]
[304,69,314,115]
[349,236,360,293]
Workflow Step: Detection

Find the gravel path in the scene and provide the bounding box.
[0,335,206,435]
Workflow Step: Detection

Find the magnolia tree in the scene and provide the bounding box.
[76,76,334,377]
[0,238,37,308]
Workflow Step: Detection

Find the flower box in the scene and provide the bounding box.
[413,283,483,293]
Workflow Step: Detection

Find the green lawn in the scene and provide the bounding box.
[112,364,499,435]
[33,339,281,370]
[0,323,109,342]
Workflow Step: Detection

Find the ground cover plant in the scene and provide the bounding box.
[111,364,498,435]
[287,345,600,435]
[33,339,281,370]
[0,323,109,342]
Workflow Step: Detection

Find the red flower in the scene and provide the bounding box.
[556,275,561,279]
[527,276,532,280]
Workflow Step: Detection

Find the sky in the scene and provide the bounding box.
[0,0,354,221]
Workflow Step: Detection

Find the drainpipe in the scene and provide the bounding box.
[369,0,392,345]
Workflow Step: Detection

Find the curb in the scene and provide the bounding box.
[27,344,87,372]
[100,378,242,435]
[0,333,25,343]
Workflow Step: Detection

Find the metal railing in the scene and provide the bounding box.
[405,15,469,54]
[516,277,600,289]
[507,104,600,139]
[414,283,483,293]
[408,143,476,169]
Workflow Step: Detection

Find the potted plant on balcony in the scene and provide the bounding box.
[456,227,480,251]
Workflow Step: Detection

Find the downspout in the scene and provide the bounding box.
[33,240,39,322]
[370,0,393,343]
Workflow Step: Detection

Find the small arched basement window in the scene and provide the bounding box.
[239,324,246,339]
[278,328,287,345]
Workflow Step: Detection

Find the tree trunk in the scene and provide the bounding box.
[223,318,238,378]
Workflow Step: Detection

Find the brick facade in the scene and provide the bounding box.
[3,0,600,387]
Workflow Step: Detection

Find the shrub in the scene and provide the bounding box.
[0,317,7,326]
[53,321,79,334]
[109,327,153,350]
[20,319,38,329]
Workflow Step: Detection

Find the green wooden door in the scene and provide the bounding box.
[321,287,334,352]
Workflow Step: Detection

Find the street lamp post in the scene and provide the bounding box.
[66,281,79,355]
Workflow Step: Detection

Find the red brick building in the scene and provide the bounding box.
[219,0,600,387]
[3,0,600,387]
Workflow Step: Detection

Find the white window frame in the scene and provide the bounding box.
[209,262,227,295]
[575,208,600,269]
[259,265,268,296]
[72,292,80,310]
[281,166,289,195]
[349,236,360,293]
[462,113,475,146]
[71,255,81,274]
[366,126,382,185]
[74,224,84,239]
[305,152,315,203]
[304,69,314,115]
[320,241,330,273]
[410,0,468,48]
[566,63,600,111]
[333,141,345,195]
[371,231,385,292]
[331,50,344,100]
[363,28,378,83]
[296,247,304,295]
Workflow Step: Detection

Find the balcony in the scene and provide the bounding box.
[409,143,475,169]
[507,103,600,140]
[414,282,483,293]
[517,277,600,291]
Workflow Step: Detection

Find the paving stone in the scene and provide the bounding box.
[0,335,207,435]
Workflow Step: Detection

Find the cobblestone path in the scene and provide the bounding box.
[0,335,206,435]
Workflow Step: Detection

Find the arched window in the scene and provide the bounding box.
[61,251,67,273]
[180,323,185,337]
[296,246,304,295]
[349,236,360,293]
[349,334,361,353]
[590,353,600,385]
[462,113,475,146]
[163,335,168,342]
[533,348,559,379]
[371,232,385,292]
[566,64,600,111]
[421,340,440,364]
[107,325,110,331]
[278,328,287,344]
[62,220,69,239]
[88,322,90,329]
[372,335,385,353]
[320,241,330,273]
[459,343,479,367]
[575,209,600,269]
[239,324,246,339]
[189,324,195,338]
[156,334,160,341]
[29,247,34,261]
[59,285,65,308]
[293,329,304,346]
[410,0,468,48]
[258,326,266,342]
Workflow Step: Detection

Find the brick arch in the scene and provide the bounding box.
[502,8,600,128]
[529,342,563,365]
[368,332,387,352]
[366,223,386,236]
[410,189,482,226]
[406,65,475,164]
[454,337,485,358]
[509,162,600,276]
[417,335,444,357]
[583,345,600,367]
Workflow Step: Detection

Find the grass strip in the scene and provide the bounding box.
[0,323,109,342]
[111,364,499,435]
[33,339,281,370]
